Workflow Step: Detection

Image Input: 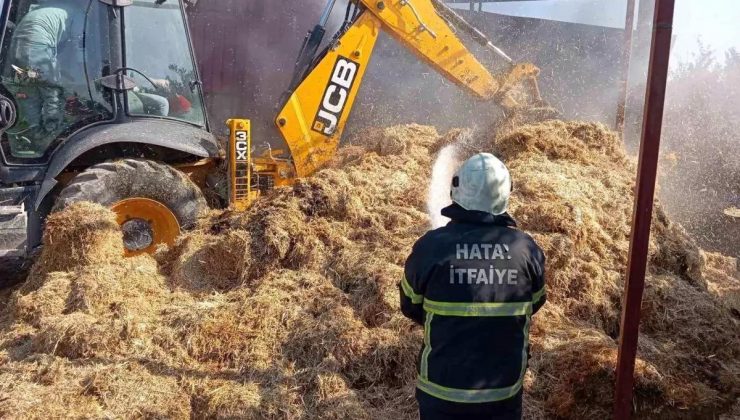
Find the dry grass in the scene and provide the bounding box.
[0,121,737,419]
[33,202,124,272]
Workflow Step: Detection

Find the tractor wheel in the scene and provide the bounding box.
[54,159,207,256]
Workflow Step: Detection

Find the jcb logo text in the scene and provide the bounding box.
[312,56,359,136]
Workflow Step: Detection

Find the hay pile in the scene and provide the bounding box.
[0,121,737,419]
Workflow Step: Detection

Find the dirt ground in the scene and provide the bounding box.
[0,120,737,419]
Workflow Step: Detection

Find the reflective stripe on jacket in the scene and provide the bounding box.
[400,203,546,405]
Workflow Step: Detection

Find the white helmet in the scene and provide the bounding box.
[451,153,512,215]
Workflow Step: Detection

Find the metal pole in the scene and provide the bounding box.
[615,0,637,134]
[614,1,675,419]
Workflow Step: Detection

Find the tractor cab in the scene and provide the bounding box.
[0,0,207,160]
[0,0,219,260]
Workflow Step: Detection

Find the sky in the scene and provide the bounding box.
[450,0,740,65]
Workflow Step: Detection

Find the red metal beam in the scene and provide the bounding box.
[614,1,676,419]
[615,0,637,134]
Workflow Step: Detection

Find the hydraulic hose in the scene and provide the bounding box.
[430,0,514,64]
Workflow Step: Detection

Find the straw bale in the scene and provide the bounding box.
[721,400,740,420]
[310,372,369,418]
[167,230,253,293]
[81,363,191,419]
[0,357,103,418]
[703,252,740,314]
[35,202,123,272]
[65,257,167,315]
[0,121,737,419]
[495,121,739,417]
[167,292,293,370]
[12,272,72,326]
[189,379,263,419]
[32,312,134,359]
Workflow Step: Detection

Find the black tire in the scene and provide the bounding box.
[54,159,207,230]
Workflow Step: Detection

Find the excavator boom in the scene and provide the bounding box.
[231,0,544,210]
[358,0,539,101]
[275,7,381,178]
[275,0,541,179]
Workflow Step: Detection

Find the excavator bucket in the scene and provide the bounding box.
[494,63,560,120]
[493,63,543,110]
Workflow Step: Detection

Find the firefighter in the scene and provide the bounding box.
[400,153,546,420]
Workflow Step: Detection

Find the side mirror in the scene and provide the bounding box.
[0,94,17,132]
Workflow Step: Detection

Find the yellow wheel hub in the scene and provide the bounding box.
[110,198,180,256]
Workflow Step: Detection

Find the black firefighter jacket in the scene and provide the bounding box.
[400,204,546,405]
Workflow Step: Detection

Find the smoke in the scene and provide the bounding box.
[645,44,740,257]
[614,2,739,259]
[188,0,348,140]
[427,144,460,229]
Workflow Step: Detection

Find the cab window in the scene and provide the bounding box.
[124,0,205,127]
[0,0,113,160]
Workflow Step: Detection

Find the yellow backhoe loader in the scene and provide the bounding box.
[0,0,545,260]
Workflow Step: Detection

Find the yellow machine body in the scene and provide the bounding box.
[359,0,501,99]
[275,11,381,178]
[230,0,544,210]
[228,118,295,211]
[227,119,255,211]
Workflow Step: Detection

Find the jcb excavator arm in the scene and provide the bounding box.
[229,0,543,211]
[274,0,541,180]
